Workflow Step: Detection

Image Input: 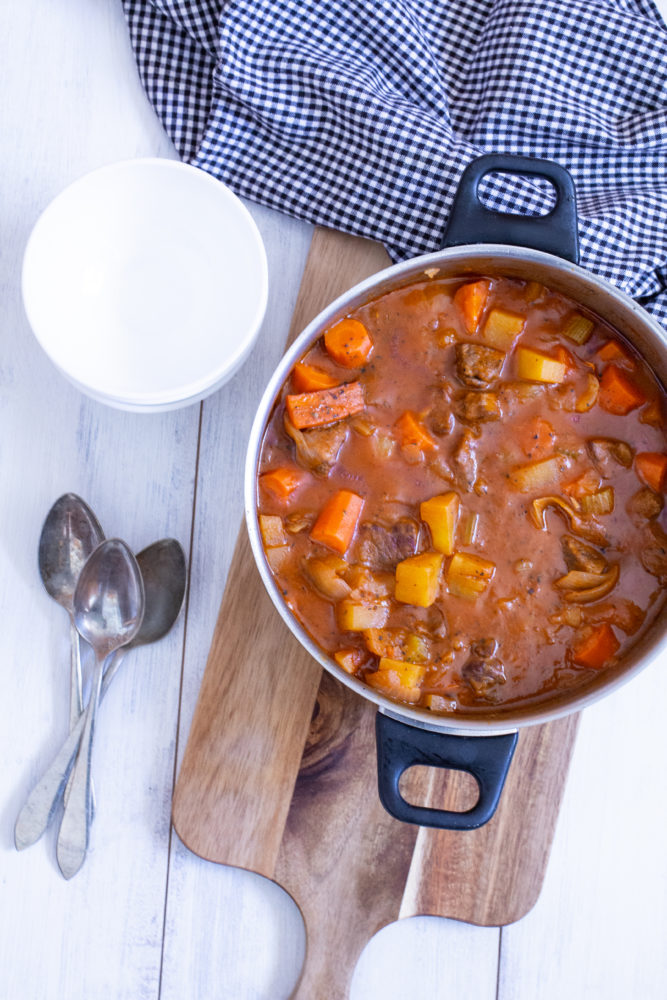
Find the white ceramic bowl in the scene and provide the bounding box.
[22,158,268,411]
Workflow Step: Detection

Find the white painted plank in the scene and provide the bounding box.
[1,2,196,999]
[499,657,667,1000]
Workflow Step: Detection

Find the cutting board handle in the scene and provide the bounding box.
[375,712,518,830]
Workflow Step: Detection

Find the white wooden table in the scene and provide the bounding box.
[2,2,667,997]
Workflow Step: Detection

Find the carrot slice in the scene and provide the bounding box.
[292,362,340,393]
[597,339,633,365]
[635,452,667,492]
[598,365,646,415]
[563,468,602,500]
[310,490,364,553]
[324,318,373,368]
[395,411,437,451]
[260,467,303,501]
[453,280,490,334]
[518,416,556,460]
[572,623,620,669]
[285,381,364,429]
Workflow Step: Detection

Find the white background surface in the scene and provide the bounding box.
[2,2,667,998]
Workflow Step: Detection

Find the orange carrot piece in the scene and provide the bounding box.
[635,452,667,492]
[518,416,556,460]
[572,623,620,669]
[563,468,602,500]
[395,411,437,451]
[598,365,646,415]
[554,345,576,371]
[285,381,365,429]
[453,280,490,334]
[597,339,633,365]
[260,467,303,501]
[310,489,364,554]
[324,318,374,368]
[292,362,340,393]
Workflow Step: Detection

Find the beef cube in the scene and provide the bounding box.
[587,438,634,477]
[627,487,664,522]
[358,517,421,570]
[561,535,608,574]
[455,343,505,388]
[455,390,501,423]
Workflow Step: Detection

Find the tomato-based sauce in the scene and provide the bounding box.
[257,274,667,715]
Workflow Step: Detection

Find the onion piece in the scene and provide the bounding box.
[561,564,620,604]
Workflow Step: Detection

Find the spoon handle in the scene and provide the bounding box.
[56,653,105,878]
[68,617,83,729]
[14,650,124,851]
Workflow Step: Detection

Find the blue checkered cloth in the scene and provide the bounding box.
[122,0,667,324]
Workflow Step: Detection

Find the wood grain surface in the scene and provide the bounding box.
[173,223,580,1000]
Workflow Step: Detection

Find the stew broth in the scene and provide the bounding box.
[257,274,667,715]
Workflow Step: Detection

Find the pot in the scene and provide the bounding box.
[245,154,667,830]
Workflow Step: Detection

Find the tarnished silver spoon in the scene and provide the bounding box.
[56,539,144,879]
[14,539,186,854]
[38,494,104,727]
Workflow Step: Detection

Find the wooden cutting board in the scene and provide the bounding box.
[172,226,580,999]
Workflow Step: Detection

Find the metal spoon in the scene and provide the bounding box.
[14,539,186,852]
[56,539,144,879]
[38,493,104,727]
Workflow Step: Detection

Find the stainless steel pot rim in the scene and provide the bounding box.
[245,242,667,737]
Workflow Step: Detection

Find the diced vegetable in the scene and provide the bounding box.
[598,365,646,415]
[635,452,667,493]
[554,345,576,371]
[324,318,373,368]
[292,362,340,392]
[310,490,364,553]
[370,430,395,461]
[286,381,365,429]
[377,657,427,687]
[395,552,444,607]
[563,469,602,500]
[579,487,614,516]
[265,546,290,572]
[337,600,389,631]
[572,623,620,669]
[597,339,633,364]
[555,570,608,591]
[446,551,495,600]
[304,555,352,600]
[483,308,525,350]
[259,514,287,548]
[462,511,479,545]
[575,374,600,412]
[454,280,490,333]
[395,411,437,452]
[509,455,567,493]
[366,662,425,704]
[420,492,460,555]
[333,648,364,674]
[363,628,430,663]
[563,314,594,344]
[260,467,304,501]
[518,416,556,460]
[523,281,543,302]
[516,347,567,384]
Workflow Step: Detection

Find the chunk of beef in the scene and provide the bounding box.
[587,438,634,477]
[455,343,505,388]
[358,517,421,570]
[284,415,348,477]
[627,487,664,522]
[455,390,501,424]
[462,639,506,699]
[641,523,667,584]
[561,535,608,574]
[428,403,455,437]
[452,429,478,491]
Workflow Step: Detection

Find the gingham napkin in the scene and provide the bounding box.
[122,0,667,324]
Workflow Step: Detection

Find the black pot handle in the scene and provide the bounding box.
[441,153,579,264]
[376,712,518,830]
